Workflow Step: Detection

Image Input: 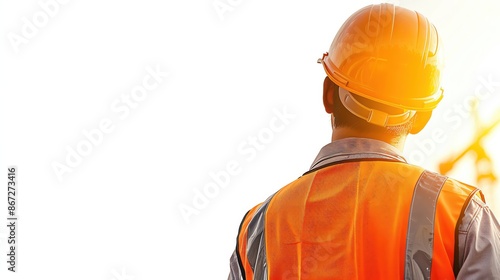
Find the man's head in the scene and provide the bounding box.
[318,3,443,142]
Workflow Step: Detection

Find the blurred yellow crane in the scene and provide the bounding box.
[439,100,500,213]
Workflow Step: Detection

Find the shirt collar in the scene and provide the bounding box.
[310,137,407,171]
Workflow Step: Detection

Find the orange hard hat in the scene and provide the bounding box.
[318,3,444,126]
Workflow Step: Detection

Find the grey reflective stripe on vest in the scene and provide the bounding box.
[245,196,273,280]
[228,250,244,280]
[404,171,447,280]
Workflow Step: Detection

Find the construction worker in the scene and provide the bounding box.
[227,3,500,280]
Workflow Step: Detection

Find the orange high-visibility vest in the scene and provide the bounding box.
[235,160,482,280]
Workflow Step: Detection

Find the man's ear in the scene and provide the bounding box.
[323,76,335,114]
[409,110,432,134]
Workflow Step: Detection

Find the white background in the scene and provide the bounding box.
[1,0,500,279]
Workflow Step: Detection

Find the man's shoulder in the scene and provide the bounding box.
[441,175,482,199]
[403,165,480,197]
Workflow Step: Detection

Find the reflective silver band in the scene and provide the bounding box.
[404,171,447,279]
[245,196,273,280]
[228,250,244,280]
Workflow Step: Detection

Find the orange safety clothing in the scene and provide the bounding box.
[228,138,500,279]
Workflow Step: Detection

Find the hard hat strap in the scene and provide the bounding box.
[338,87,416,127]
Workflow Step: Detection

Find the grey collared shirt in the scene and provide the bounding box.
[310,137,406,171]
